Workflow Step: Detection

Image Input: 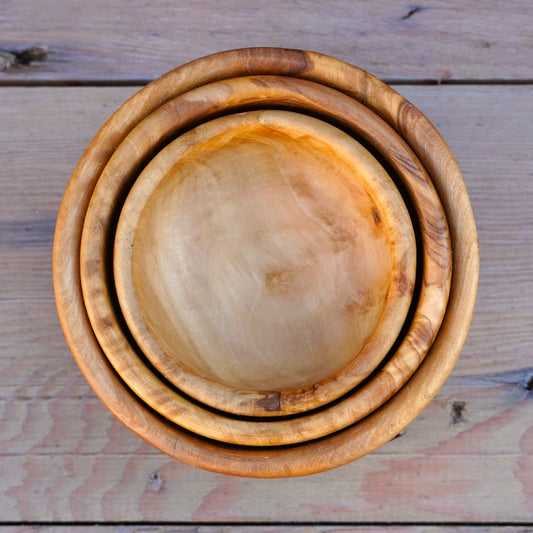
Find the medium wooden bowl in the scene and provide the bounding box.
[78,74,451,445]
[79,74,450,437]
[113,109,416,417]
[54,48,477,475]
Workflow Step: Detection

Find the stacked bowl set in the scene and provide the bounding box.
[53,48,479,477]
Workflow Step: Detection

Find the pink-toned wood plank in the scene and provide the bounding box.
[1,450,531,521]
[0,296,530,458]
[0,1,532,83]
[0,527,530,533]
[0,342,530,457]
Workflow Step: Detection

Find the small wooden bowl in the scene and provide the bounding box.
[54,48,478,475]
[78,74,450,445]
[113,109,416,417]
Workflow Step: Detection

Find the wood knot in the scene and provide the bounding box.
[147,471,164,492]
[451,400,467,424]
[372,206,381,225]
[265,270,292,294]
[401,6,427,20]
[0,46,48,70]
[257,391,281,412]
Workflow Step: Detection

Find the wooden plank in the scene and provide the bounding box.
[0,86,532,521]
[0,86,138,224]
[0,450,531,521]
[0,1,532,83]
[0,86,137,300]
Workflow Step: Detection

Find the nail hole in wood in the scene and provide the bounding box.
[0,46,47,70]
[451,400,467,424]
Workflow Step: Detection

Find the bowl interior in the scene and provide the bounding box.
[114,109,416,403]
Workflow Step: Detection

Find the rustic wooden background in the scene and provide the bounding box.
[1,1,532,531]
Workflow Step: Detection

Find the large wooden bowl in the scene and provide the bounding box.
[113,109,416,417]
[78,74,450,440]
[54,48,477,475]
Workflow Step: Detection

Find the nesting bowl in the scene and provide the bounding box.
[54,48,478,476]
[113,109,417,417]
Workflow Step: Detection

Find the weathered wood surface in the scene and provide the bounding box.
[0,1,532,83]
[0,85,532,520]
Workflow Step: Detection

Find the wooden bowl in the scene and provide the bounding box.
[79,74,450,437]
[77,73,451,445]
[54,48,477,475]
[113,109,416,416]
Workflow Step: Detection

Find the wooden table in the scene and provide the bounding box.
[1,1,532,530]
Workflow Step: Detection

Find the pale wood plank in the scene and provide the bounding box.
[0,86,137,300]
[1,86,532,521]
[1,305,532,519]
[0,1,532,83]
[0,87,138,224]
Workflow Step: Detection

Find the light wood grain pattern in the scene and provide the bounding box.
[0,85,532,517]
[0,0,532,82]
[0,301,530,458]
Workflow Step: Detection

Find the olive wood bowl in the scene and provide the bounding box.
[54,48,477,476]
[78,74,450,445]
[79,73,450,441]
[113,109,416,417]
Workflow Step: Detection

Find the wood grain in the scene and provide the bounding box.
[0,85,532,518]
[0,1,532,83]
[0,370,531,521]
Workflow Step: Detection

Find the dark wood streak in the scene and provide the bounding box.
[256,392,282,412]
[389,148,426,183]
[396,100,420,141]
[372,206,381,225]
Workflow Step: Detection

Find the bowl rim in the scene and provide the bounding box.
[53,47,478,477]
[76,73,451,445]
